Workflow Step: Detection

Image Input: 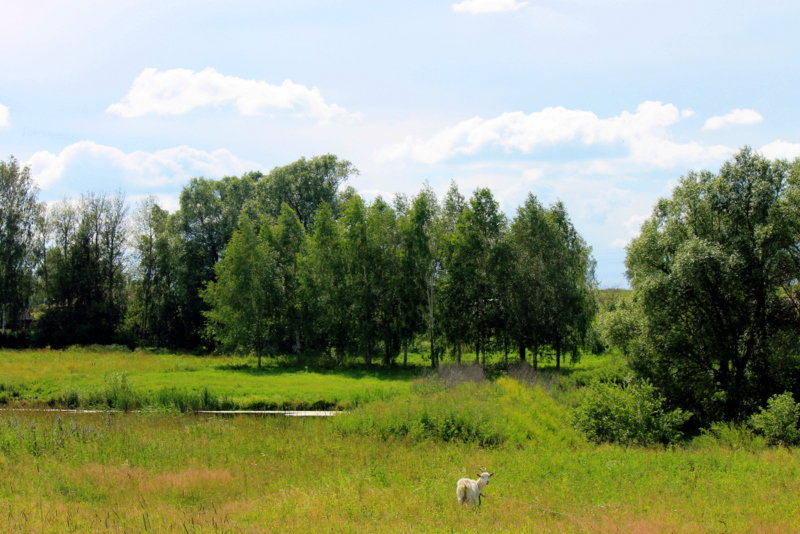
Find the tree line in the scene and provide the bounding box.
[0,154,598,368]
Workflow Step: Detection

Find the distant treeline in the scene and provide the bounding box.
[0,154,597,367]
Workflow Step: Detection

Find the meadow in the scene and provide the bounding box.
[1,349,799,532]
[0,349,419,410]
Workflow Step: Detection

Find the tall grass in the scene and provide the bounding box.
[2,405,800,533]
[336,377,581,448]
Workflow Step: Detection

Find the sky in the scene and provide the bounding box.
[2,0,800,288]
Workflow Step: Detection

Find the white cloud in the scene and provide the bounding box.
[0,103,9,126]
[702,108,763,131]
[107,67,359,123]
[378,101,732,169]
[758,140,800,161]
[25,141,261,190]
[452,0,529,14]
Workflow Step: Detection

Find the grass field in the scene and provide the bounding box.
[1,348,799,532]
[1,406,799,532]
[0,349,421,410]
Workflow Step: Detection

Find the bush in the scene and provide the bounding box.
[690,422,764,451]
[572,381,690,446]
[750,392,800,446]
[0,330,29,348]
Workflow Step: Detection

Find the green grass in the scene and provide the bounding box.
[0,349,420,410]
[2,348,798,531]
[1,396,799,533]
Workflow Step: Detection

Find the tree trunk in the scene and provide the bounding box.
[532,343,538,370]
[556,340,561,371]
[403,342,408,367]
[518,343,525,363]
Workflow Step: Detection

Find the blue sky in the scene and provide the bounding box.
[2,0,799,287]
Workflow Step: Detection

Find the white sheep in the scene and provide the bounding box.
[456,471,494,507]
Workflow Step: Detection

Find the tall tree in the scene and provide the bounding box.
[437,183,469,363]
[173,175,255,347]
[266,203,306,353]
[257,155,357,230]
[37,193,128,347]
[127,197,182,347]
[202,215,283,368]
[0,157,41,334]
[542,202,597,370]
[626,148,800,422]
[441,188,506,367]
[397,187,439,367]
[365,197,403,366]
[506,194,550,366]
[297,203,350,360]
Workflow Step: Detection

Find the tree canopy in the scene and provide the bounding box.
[626,148,800,422]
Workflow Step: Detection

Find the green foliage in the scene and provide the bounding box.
[573,380,690,446]
[256,154,357,230]
[36,194,127,348]
[202,215,284,367]
[594,292,641,355]
[504,194,598,369]
[626,148,800,422]
[749,392,800,446]
[690,422,764,451]
[0,156,42,335]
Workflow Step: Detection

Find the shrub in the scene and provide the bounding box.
[572,381,690,446]
[750,392,800,446]
[690,422,764,451]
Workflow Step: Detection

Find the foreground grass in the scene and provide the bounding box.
[1,409,799,533]
[0,349,420,410]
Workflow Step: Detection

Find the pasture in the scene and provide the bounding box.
[0,349,418,410]
[1,349,799,532]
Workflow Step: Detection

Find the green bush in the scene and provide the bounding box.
[750,392,800,446]
[572,381,690,446]
[690,422,764,451]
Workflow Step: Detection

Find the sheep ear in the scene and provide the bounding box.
[490,472,495,477]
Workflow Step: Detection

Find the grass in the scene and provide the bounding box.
[0,349,420,410]
[1,406,799,532]
[2,347,798,531]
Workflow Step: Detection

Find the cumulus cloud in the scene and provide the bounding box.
[703,108,763,131]
[758,140,800,161]
[25,141,261,190]
[0,103,9,126]
[452,0,529,13]
[107,67,359,123]
[378,101,732,168]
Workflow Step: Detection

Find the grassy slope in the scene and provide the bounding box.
[0,349,419,409]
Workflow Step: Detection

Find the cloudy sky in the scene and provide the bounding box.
[2,0,799,287]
